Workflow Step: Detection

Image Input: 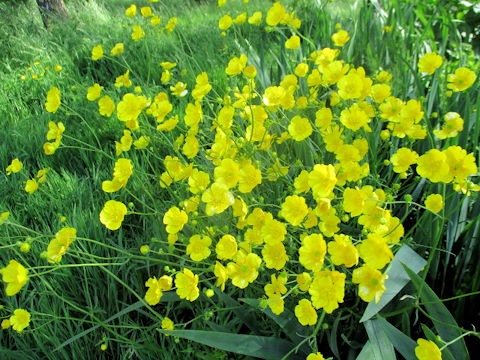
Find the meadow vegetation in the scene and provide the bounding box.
[1,0,479,359]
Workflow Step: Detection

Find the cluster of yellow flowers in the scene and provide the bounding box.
[2,0,478,356]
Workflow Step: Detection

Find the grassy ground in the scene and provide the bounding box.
[1,0,479,359]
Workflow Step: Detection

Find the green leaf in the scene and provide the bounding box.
[375,317,417,360]
[157,329,303,360]
[403,264,470,359]
[364,320,396,360]
[357,341,374,360]
[361,245,427,322]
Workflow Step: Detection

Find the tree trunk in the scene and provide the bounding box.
[36,0,68,28]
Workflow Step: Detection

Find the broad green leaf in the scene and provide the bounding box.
[356,341,374,360]
[214,289,260,334]
[403,265,469,359]
[376,317,417,360]
[361,245,427,322]
[364,320,396,360]
[157,329,303,360]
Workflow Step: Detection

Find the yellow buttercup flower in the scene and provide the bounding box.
[45,87,61,113]
[163,206,188,234]
[227,252,262,289]
[91,45,103,60]
[187,234,212,261]
[295,299,317,326]
[447,67,476,92]
[175,268,199,301]
[418,53,443,75]
[102,158,133,193]
[307,353,325,360]
[0,260,29,296]
[219,14,233,30]
[24,179,38,194]
[279,195,308,226]
[9,309,31,332]
[328,234,358,267]
[285,35,300,50]
[86,83,103,101]
[161,317,174,332]
[288,115,312,141]
[331,29,350,46]
[110,42,124,56]
[99,200,127,230]
[98,95,115,117]
[415,338,442,360]
[352,265,387,303]
[248,11,262,25]
[145,275,172,305]
[299,233,326,272]
[424,194,443,213]
[357,233,393,269]
[140,6,152,18]
[131,25,145,41]
[309,270,345,313]
[266,2,286,26]
[6,158,23,175]
[46,227,77,263]
[125,4,136,17]
[261,242,288,270]
[216,235,238,260]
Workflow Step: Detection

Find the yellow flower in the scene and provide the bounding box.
[267,293,284,315]
[150,15,161,26]
[161,317,174,332]
[175,268,199,301]
[186,234,212,261]
[91,45,103,60]
[192,72,212,101]
[238,162,262,193]
[443,146,477,182]
[434,112,463,139]
[165,17,177,32]
[202,182,235,216]
[216,235,238,260]
[54,64,62,72]
[248,11,262,25]
[262,242,288,270]
[370,83,391,103]
[102,158,133,193]
[233,12,247,24]
[307,353,325,360]
[447,67,476,92]
[45,87,61,113]
[288,115,312,141]
[86,83,103,101]
[0,260,29,296]
[331,29,350,46]
[214,261,228,291]
[308,164,337,199]
[9,309,31,332]
[131,25,145,41]
[145,275,172,305]
[279,195,308,226]
[296,272,312,292]
[415,338,442,360]
[115,130,133,156]
[98,95,115,117]
[340,103,371,131]
[163,206,188,234]
[99,200,127,230]
[110,43,124,56]
[219,14,233,30]
[416,149,452,183]
[391,148,419,174]
[0,212,10,225]
[315,107,332,129]
[6,159,23,175]
[140,6,152,17]
[227,252,262,289]
[134,136,150,149]
[352,265,387,303]
[24,179,38,194]
[115,70,132,88]
[117,93,148,123]
[328,234,358,267]
[266,2,286,26]
[424,194,443,213]
[214,158,239,189]
[46,227,77,263]
[295,299,317,326]
[285,35,300,50]
[376,70,392,83]
[299,234,326,272]
[309,270,345,313]
[125,4,136,17]
[357,233,393,269]
[225,54,248,76]
[418,53,443,75]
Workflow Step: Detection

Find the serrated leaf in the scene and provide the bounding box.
[403,264,469,359]
[361,245,427,322]
[157,329,303,360]
[364,320,396,360]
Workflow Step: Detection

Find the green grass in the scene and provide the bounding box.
[1,0,480,358]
